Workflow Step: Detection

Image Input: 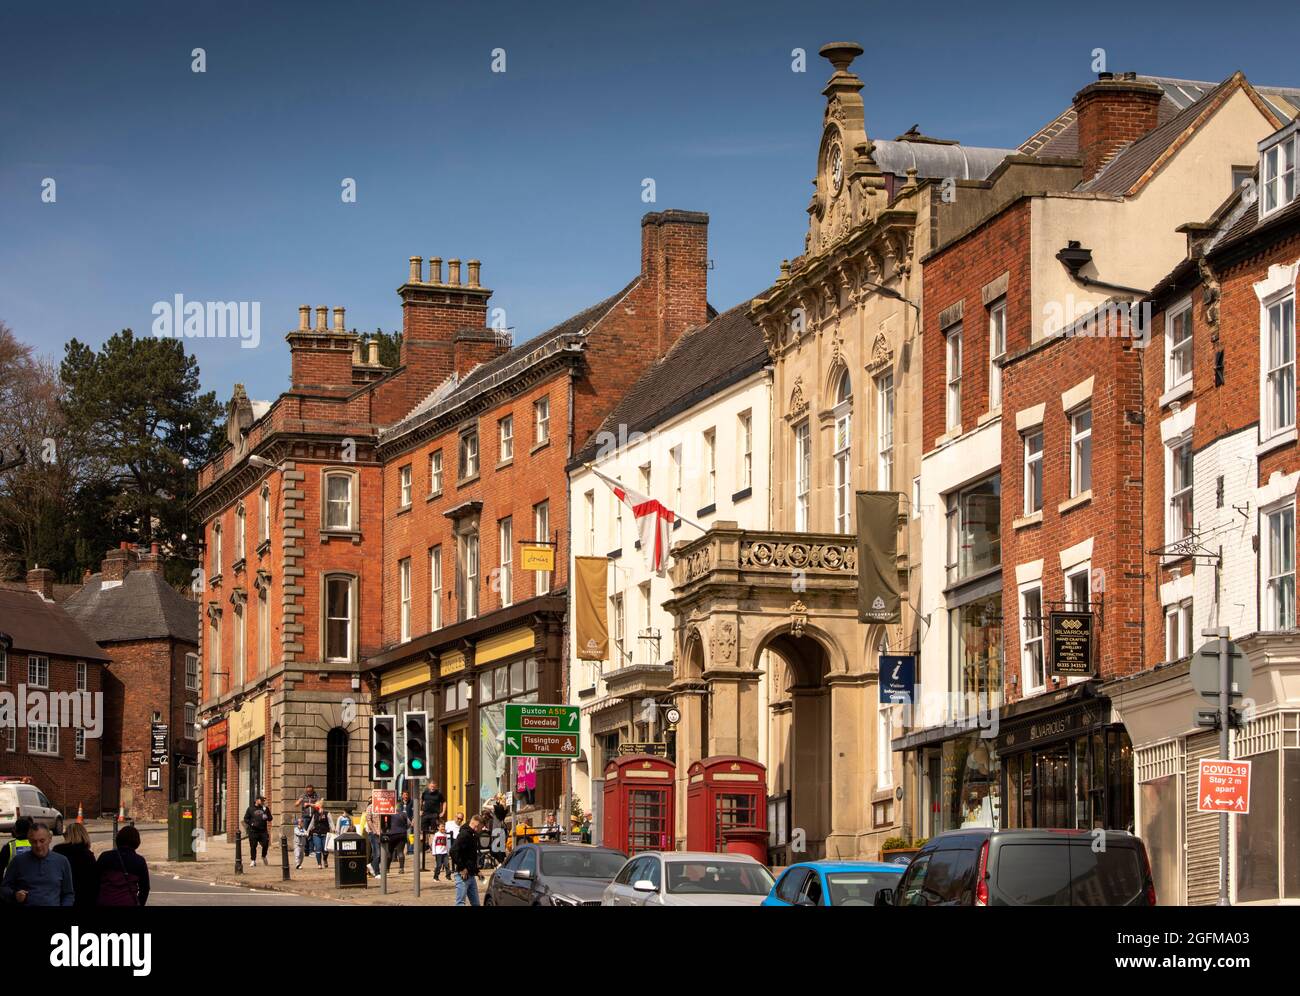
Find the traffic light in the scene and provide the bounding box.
[404,711,429,779]
[371,715,396,782]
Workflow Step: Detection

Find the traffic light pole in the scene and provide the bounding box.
[412,776,421,899]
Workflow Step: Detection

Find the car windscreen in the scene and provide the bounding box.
[1068,843,1144,905]
[539,849,628,879]
[665,860,774,896]
[825,872,901,906]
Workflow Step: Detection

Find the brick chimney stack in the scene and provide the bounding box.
[26,567,54,601]
[398,253,493,398]
[286,303,358,392]
[136,542,163,574]
[101,542,138,583]
[1073,72,1163,182]
[641,210,710,356]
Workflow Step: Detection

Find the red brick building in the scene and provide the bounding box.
[192,210,709,834]
[0,580,109,823]
[367,210,710,821]
[1117,115,1300,905]
[64,543,200,821]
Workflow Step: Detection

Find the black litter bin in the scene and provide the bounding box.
[334,832,368,888]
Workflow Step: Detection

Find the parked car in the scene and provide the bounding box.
[602,851,775,906]
[763,860,904,906]
[890,828,1156,906]
[486,841,627,906]
[0,778,64,836]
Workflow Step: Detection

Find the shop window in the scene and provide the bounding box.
[1139,773,1181,905]
[949,593,1002,723]
[1236,749,1280,902]
[946,475,1001,584]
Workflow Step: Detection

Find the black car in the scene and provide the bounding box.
[888,828,1156,906]
[486,842,628,906]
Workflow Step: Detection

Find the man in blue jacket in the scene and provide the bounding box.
[0,824,74,906]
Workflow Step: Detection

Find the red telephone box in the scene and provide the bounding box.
[603,754,676,855]
[686,756,767,853]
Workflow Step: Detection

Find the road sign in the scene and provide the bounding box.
[617,742,668,757]
[371,788,398,816]
[879,654,916,704]
[1196,759,1250,814]
[505,704,580,757]
[1192,640,1250,699]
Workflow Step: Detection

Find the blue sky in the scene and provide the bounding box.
[2,0,1296,402]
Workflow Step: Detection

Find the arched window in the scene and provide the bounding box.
[326,727,348,802]
[833,372,853,533]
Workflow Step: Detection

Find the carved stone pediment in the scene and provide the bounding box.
[786,376,810,423]
[789,600,808,639]
[867,332,894,372]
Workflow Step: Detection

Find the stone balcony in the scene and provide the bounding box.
[669,521,859,600]
[602,663,675,700]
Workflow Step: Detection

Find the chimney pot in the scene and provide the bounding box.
[447,259,462,286]
[298,305,310,331]
[315,306,328,331]
[353,341,364,365]
[409,256,423,284]
[429,257,443,284]
[333,307,346,332]
[368,340,380,365]
[467,260,481,288]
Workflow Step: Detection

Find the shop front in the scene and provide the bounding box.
[205,718,228,836]
[995,683,1131,832]
[229,694,267,826]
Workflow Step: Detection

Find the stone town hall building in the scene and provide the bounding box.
[192,212,709,835]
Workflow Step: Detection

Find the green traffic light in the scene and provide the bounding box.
[379,761,390,772]
[412,758,423,770]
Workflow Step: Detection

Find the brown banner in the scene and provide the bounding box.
[857,491,900,624]
[574,556,609,661]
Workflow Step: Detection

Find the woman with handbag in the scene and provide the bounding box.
[96,825,150,907]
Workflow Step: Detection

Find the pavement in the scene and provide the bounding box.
[81,819,473,906]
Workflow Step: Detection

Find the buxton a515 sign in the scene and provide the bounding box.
[1050,611,1093,677]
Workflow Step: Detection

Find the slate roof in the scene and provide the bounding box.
[1020,74,1300,163]
[0,588,110,661]
[573,301,767,466]
[63,570,199,645]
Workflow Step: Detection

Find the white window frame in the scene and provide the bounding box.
[185,652,200,692]
[1264,501,1296,631]
[324,574,356,663]
[233,602,245,685]
[430,546,443,630]
[833,375,852,534]
[0,648,6,684]
[499,415,514,463]
[534,397,550,445]
[184,702,198,741]
[533,502,550,595]
[1020,583,1045,694]
[1260,131,1297,218]
[876,702,894,789]
[259,483,271,545]
[323,471,355,531]
[612,592,626,665]
[1261,291,1296,440]
[1069,405,1092,497]
[877,371,894,491]
[498,517,513,608]
[212,522,223,575]
[988,300,1006,410]
[399,465,412,508]
[76,660,86,692]
[945,323,963,431]
[1023,429,1043,515]
[1167,434,1194,544]
[1165,298,1194,391]
[210,615,221,696]
[75,726,87,759]
[3,724,13,752]
[257,587,269,673]
[794,420,811,531]
[586,490,596,556]
[27,654,49,689]
[399,557,412,641]
[739,411,753,489]
[459,429,480,480]
[1165,599,1193,662]
[671,447,683,516]
[429,450,443,495]
[28,724,58,757]
[235,506,245,562]
[461,530,480,620]
[1065,563,1091,612]
[639,580,652,635]
[704,428,717,504]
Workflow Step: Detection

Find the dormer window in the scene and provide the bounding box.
[1260,124,1298,218]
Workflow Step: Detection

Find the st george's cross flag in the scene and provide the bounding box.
[591,467,680,576]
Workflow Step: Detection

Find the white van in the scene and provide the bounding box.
[0,779,64,836]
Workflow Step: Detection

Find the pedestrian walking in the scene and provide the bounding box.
[361,802,382,878]
[95,824,149,907]
[421,781,446,851]
[0,816,33,879]
[293,813,310,869]
[0,824,74,906]
[243,795,272,867]
[451,814,483,906]
[384,808,409,876]
[431,821,450,880]
[446,811,463,842]
[295,785,320,818]
[53,822,99,907]
[309,802,332,868]
[401,790,415,855]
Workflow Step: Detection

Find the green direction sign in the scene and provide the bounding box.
[504,704,580,758]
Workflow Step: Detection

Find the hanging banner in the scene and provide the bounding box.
[574,556,609,661]
[1050,611,1093,676]
[857,491,901,624]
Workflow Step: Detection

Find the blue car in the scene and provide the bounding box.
[762,861,904,907]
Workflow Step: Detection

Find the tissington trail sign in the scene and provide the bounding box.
[504,704,580,758]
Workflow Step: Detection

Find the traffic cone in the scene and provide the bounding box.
[76,802,84,824]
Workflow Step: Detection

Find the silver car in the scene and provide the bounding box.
[0,781,64,836]
[602,851,774,906]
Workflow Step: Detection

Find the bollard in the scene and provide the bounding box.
[281,832,291,881]
[234,829,244,874]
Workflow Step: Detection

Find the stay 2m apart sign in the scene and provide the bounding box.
[1196,759,1250,815]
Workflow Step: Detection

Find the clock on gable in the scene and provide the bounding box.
[828,141,844,194]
